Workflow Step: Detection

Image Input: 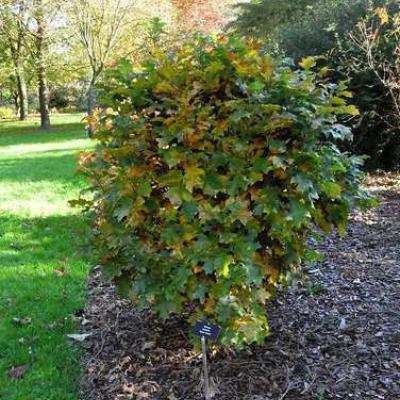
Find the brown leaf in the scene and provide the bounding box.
[9,365,30,379]
[54,267,66,277]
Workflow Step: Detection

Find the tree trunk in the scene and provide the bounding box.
[37,61,50,129]
[15,64,28,120]
[35,0,50,129]
[13,91,20,116]
[86,75,97,137]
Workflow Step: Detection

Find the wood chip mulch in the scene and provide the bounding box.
[79,173,400,400]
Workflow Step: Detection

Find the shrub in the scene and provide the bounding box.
[276,0,372,61]
[232,0,316,39]
[233,0,400,169]
[79,36,372,347]
[0,106,15,119]
[276,0,400,169]
[335,4,400,169]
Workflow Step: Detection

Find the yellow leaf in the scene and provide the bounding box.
[104,107,118,116]
[206,61,225,74]
[299,56,316,70]
[261,58,274,79]
[204,297,215,314]
[192,264,203,274]
[375,7,389,25]
[318,66,332,77]
[253,253,280,283]
[234,316,267,341]
[312,207,332,234]
[341,91,353,98]
[233,60,257,76]
[184,164,204,192]
[219,255,233,278]
[345,104,360,116]
[153,81,175,94]
[256,287,271,304]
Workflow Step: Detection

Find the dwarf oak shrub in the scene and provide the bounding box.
[79,36,372,347]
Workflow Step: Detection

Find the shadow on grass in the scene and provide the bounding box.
[0,213,91,400]
[0,119,88,148]
[0,213,90,269]
[0,151,86,184]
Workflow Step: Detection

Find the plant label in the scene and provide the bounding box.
[193,320,221,342]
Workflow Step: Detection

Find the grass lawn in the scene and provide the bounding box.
[0,114,93,400]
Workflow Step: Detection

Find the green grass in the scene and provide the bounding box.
[0,114,93,400]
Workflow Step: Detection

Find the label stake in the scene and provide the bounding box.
[201,335,211,400]
[193,320,221,399]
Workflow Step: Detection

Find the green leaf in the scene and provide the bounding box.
[166,186,193,206]
[203,172,224,192]
[138,180,152,197]
[248,80,265,94]
[163,148,185,167]
[182,202,198,220]
[322,182,342,199]
[158,171,183,187]
[286,198,311,227]
[291,173,315,193]
[253,158,272,173]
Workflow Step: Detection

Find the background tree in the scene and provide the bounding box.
[0,0,32,120]
[31,0,51,128]
[68,0,136,135]
[172,0,244,33]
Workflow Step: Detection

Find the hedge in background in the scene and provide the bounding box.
[79,36,372,347]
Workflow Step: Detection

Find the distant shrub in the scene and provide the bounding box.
[336,4,400,169]
[79,36,372,347]
[0,106,15,119]
[233,0,400,169]
[59,106,79,114]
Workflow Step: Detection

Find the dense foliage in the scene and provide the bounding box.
[232,0,316,38]
[276,0,371,60]
[79,36,372,347]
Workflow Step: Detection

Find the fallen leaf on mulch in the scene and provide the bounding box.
[9,365,30,379]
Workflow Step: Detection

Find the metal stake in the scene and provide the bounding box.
[201,335,211,400]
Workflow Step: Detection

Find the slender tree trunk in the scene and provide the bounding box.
[86,74,97,137]
[37,61,50,129]
[87,76,96,116]
[35,0,50,129]
[16,67,29,120]
[13,91,19,116]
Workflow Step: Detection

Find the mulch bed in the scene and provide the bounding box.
[79,173,400,400]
